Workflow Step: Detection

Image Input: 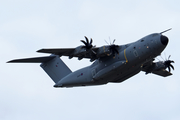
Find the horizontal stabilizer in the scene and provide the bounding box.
[7,56,55,63]
[37,48,62,53]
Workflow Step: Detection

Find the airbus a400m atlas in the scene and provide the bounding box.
[8,29,174,88]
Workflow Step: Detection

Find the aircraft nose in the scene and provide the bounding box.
[161,35,169,46]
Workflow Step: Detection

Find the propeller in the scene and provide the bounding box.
[105,38,119,57]
[81,36,96,54]
[164,55,175,72]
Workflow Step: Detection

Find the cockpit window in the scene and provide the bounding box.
[141,40,144,42]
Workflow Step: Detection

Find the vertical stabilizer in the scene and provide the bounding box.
[40,55,72,83]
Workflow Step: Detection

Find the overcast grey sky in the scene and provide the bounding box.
[1,0,180,120]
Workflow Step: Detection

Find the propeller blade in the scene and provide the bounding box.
[160,54,165,61]
[85,36,89,45]
[104,37,119,57]
[80,36,95,52]
[168,55,171,60]
[105,40,109,45]
[81,46,86,49]
[91,49,96,54]
[162,54,174,73]
[115,45,119,48]
[112,52,116,58]
[114,48,119,54]
[167,66,171,73]
[164,52,167,60]
[81,40,87,46]
[109,37,111,45]
[90,38,93,45]
[170,64,174,70]
[113,39,116,44]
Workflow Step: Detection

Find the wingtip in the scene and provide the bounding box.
[36,49,43,52]
[6,60,17,63]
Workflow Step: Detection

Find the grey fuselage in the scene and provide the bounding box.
[54,33,168,87]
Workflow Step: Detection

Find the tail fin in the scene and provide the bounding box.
[7,54,72,83]
[40,55,72,83]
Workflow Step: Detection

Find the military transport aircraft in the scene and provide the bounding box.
[7,29,174,88]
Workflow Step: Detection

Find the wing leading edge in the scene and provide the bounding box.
[37,48,75,56]
[37,47,100,60]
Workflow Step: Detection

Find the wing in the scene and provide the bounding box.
[37,47,99,59]
[142,59,172,77]
[37,48,75,56]
[152,70,172,77]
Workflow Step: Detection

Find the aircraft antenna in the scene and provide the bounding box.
[160,54,165,61]
[160,28,172,34]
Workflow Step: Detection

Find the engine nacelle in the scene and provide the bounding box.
[69,46,87,59]
[96,46,111,57]
[144,61,166,74]
[153,61,166,71]
[73,46,86,55]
